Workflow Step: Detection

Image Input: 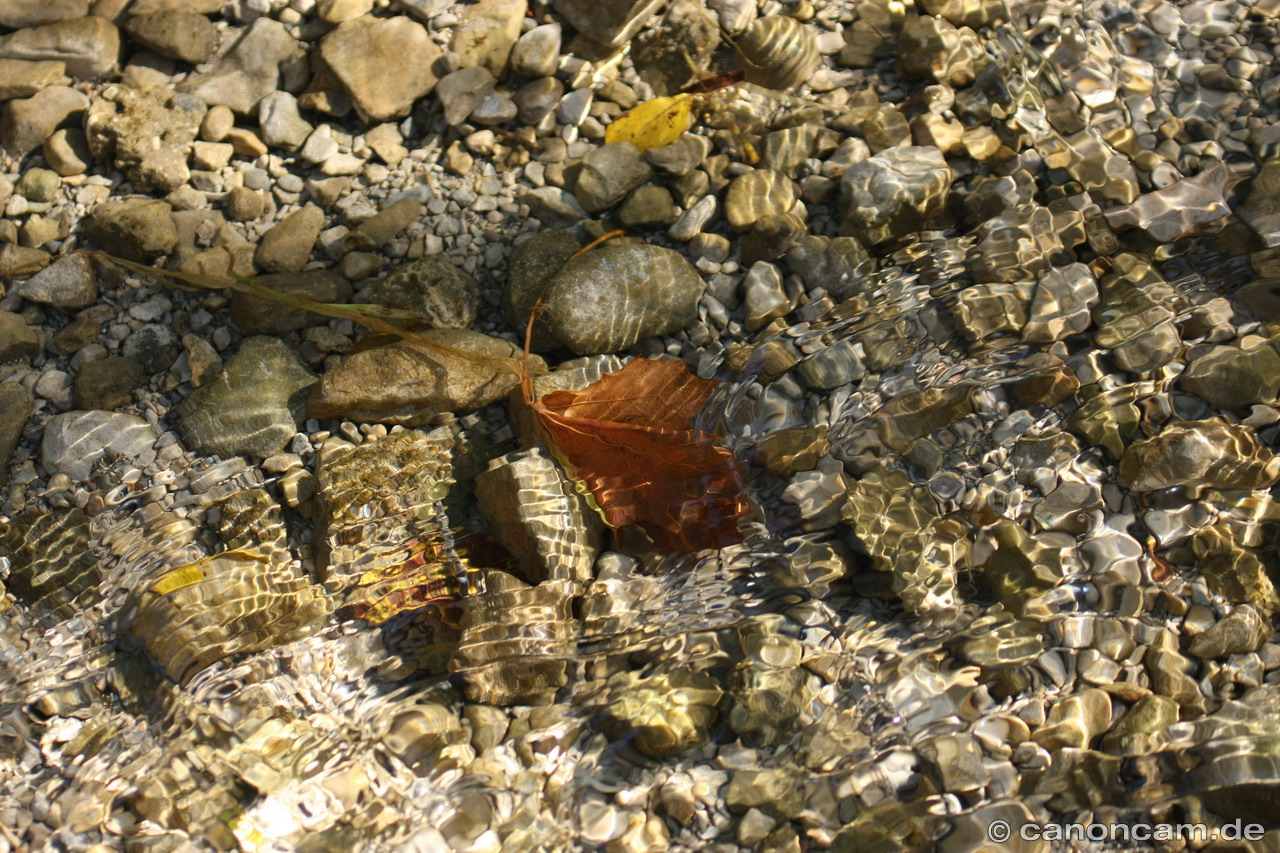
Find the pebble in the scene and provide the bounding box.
[176,336,317,458]
[0,17,120,79]
[17,251,98,310]
[511,23,561,78]
[258,91,313,152]
[319,15,441,122]
[42,127,92,176]
[307,329,539,424]
[199,105,234,142]
[123,10,218,64]
[40,409,158,482]
[0,311,39,362]
[1,85,90,160]
[0,58,65,100]
[574,142,653,212]
[231,270,353,335]
[178,17,297,115]
[435,66,497,127]
[85,197,177,261]
[255,204,325,273]
[360,255,479,330]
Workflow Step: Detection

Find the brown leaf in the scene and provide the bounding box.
[531,358,748,554]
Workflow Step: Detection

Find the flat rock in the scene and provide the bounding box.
[434,67,496,127]
[0,17,120,79]
[176,336,317,459]
[521,186,588,227]
[361,256,479,330]
[124,11,219,64]
[451,0,524,77]
[74,356,144,410]
[16,252,97,310]
[122,323,180,373]
[0,59,66,100]
[231,270,353,335]
[255,204,325,273]
[308,329,539,425]
[1,85,88,161]
[178,17,297,115]
[539,242,704,354]
[1105,163,1231,243]
[840,145,953,245]
[574,142,652,213]
[0,311,38,362]
[86,198,177,261]
[40,409,158,482]
[0,0,87,28]
[1120,420,1280,492]
[257,91,313,152]
[1180,343,1280,410]
[725,168,798,232]
[319,15,441,123]
[0,382,34,486]
[85,85,206,193]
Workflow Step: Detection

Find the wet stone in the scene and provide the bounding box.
[361,256,479,331]
[840,146,952,246]
[1033,688,1112,750]
[0,506,101,615]
[1180,343,1280,411]
[475,448,602,586]
[383,703,466,771]
[308,330,540,425]
[604,669,723,758]
[40,409,158,481]
[511,23,561,78]
[644,134,709,176]
[130,547,329,685]
[537,242,704,355]
[506,229,580,352]
[618,185,677,228]
[17,252,97,311]
[741,212,806,266]
[0,382,34,485]
[1102,694,1178,755]
[970,204,1062,284]
[74,356,144,410]
[0,58,66,101]
[1120,420,1280,492]
[122,323,180,374]
[231,271,353,336]
[725,169,798,232]
[1188,605,1271,660]
[784,235,870,301]
[176,336,317,459]
[1023,263,1098,343]
[0,17,120,80]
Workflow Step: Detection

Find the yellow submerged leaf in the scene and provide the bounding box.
[604,95,694,152]
[149,549,269,596]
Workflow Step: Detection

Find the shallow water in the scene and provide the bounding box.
[6,0,1280,850]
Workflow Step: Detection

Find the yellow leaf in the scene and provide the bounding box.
[149,549,269,596]
[604,95,694,152]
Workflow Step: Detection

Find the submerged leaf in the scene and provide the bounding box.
[604,95,695,152]
[531,358,748,554]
